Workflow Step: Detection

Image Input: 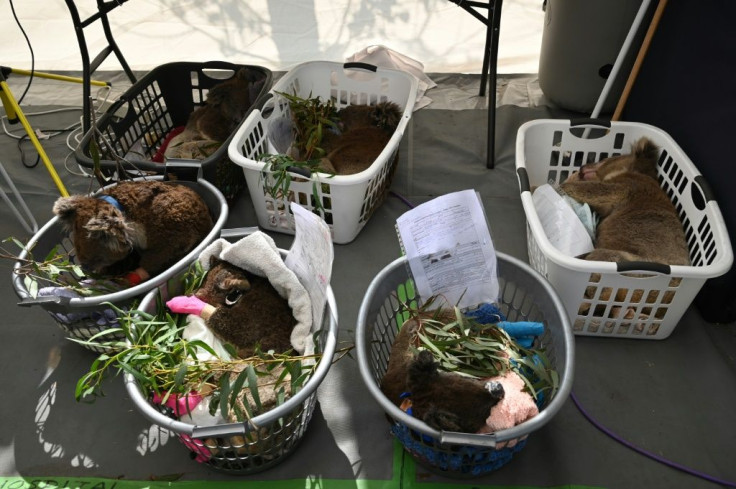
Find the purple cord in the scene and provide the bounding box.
[390,190,735,487]
[571,391,736,488]
[389,190,415,209]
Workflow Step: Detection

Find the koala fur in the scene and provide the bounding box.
[164,68,266,160]
[560,137,691,320]
[318,101,403,175]
[561,137,690,266]
[381,319,505,434]
[194,256,296,358]
[53,180,213,278]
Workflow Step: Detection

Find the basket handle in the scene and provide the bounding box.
[569,118,612,129]
[163,161,202,182]
[343,62,378,72]
[517,167,531,193]
[439,430,497,448]
[18,295,72,307]
[616,261,671,275]
[285,165,313,179]
[693,175,716,206]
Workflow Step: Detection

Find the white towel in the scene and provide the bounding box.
[198,232,314,356]
[346,45,436,110]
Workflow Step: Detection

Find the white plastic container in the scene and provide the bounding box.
[228,61,418,244]
[516,119,733,339]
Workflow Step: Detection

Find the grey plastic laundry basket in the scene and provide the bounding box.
[124,252,338,474]
[356,252,575,477]
[12,174,228,353]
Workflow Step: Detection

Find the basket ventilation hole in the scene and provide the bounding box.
[550,150,560,167]
[573,151,584,167]
[613,132,625,150]
[552,130,562,147]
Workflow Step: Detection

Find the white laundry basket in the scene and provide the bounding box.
[228,61,418,244]
[515,119,733,339]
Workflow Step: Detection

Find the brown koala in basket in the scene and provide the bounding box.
[318,101,403,175]
[381,319,505,434]
[194,256,296,358]
[560,137,691,324]
[53,180,213,280]
[164,68,266,160]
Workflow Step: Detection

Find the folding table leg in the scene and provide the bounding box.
[64,0,138,135]
[447,0,503,169]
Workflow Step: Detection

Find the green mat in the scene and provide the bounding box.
[0,441,603,489]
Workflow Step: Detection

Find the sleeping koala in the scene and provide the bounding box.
[164,68,266,160]
[381,319,505,434]
[53,180,213,280]
[318,101,403,175]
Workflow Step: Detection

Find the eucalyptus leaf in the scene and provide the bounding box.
[219,375,231,420]
[230,369,249,408]
[246,365,262,411]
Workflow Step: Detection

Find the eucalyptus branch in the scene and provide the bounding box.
[87,97,148,189]
[258,153,334,214]
[74,298,344,423]
[275,90,338,161]
[399,294,560,402]
[3,237,124,297]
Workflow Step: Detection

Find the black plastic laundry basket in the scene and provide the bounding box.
[74,61,272,201]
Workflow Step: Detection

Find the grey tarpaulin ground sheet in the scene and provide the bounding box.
[0,74,735,489]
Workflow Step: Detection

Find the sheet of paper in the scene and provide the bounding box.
[396,189,499,309]
[285,203,335,331]
[532,184,594,257]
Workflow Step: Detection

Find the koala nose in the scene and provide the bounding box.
[485,381,505,399]
[78,260,96,274]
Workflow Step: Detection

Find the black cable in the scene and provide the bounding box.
[17,126,77,169]
[8,0,35,104]
[17,135,39,169]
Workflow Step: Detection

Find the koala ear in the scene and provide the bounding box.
[53,195,82,220]
[53,195,85,231]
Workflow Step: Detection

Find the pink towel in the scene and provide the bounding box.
[477,370,539,438]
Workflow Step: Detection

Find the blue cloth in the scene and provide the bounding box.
[464,303,544,348]
[97,194,124,212]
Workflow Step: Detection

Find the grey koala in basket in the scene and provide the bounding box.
[164,68,266,160]
[53,180,213,281]
[560,137,691,322]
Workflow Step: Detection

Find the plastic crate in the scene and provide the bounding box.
[228,61,418,244]
[12,175,228,353]
[515,119,734,339]
[75,61,272,201]
[124,251,338,474]
[355,253,575,478]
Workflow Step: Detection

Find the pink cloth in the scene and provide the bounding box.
[151,392,212,463]
[477,371,539,437]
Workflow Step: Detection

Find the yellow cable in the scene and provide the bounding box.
[0,80,69,196]
[10,67,110,87]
